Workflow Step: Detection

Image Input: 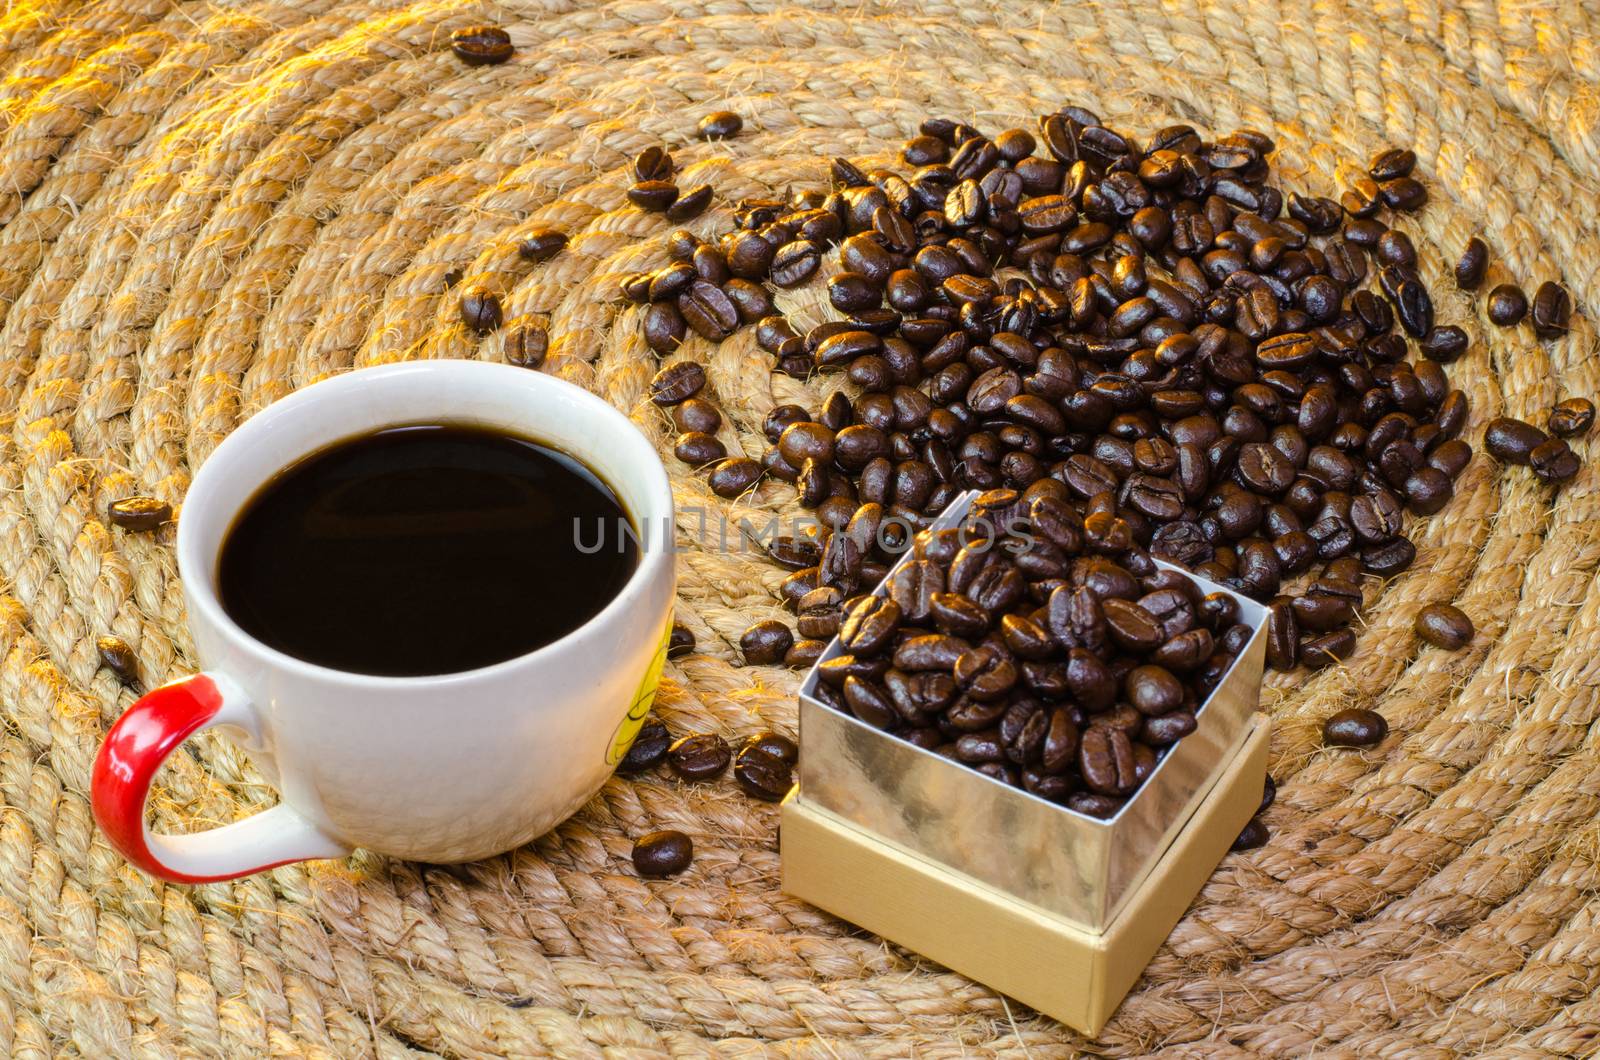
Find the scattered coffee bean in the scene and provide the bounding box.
[649,362,706,405]
[734,747,794,801]
[1487,283,1527,326]
[666,185,713,222]
[707,457,762,498]
[450,25,513,65]
[1548,398,1594,438]
[617,720,673,773]
[632,829,693,876]
[1530,438,1581,485]
[107,496,170,532]
[1259,774,1276,815]
[740,731,799,766]
[96,635,141,689]
[674,432,726,466]
[668,623,695,658]
[1483,417,1547,465]
[1531,281,1572,339]
[633,145,674,183]
[740,620,794,664]
[1414,603,1473,650]
[697,111,743,140]
[668,733,732,780]
[1454,237,1488,290]
[1322,707,1388,748]
[519,228,568,262]
[460,286,502,333]
[504,324,548,369]
[628,180,679,212]
[1232,817,1270,851]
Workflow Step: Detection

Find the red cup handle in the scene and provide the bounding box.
[92,673,350,883]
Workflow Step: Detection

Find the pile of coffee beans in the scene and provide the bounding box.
[627,108,1534,676]
[804,490,1255,818]
[624,145,713,223]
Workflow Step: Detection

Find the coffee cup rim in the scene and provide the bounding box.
[176,360,675,688]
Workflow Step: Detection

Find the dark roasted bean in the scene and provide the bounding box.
[649,361,706,405]
[1531,281,1572,339]
[618,720,673,774]
[1549,398,1595,438]
[1487,283,1527,326]
[1455,237,1488,289]
[707,457,762,498]
[450,25,513,65]
[668,733,732,780]
[1415,603,1473,650]
[107,496,171,532]
[520,228,568,262]
[734,747,795,801]
[1483,417,1547,465]
[668,623,696,659]
[1530,439,1581,485]
[633,829,693,876]
[696,111,743,140]
[1322,708,1388,748]
[740,620,794,665]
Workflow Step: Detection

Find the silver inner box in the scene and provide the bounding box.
[796,489,1268,931]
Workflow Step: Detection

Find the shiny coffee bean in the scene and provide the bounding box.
[668,733,732,780]
[1415,603,1473,650]
[696,111,743,140]
[1548,398,1595,438]
[1484,417,1547,465]
[650,362,706,405]
[1530,439,1581,485]
[96,635,141,689]
[740,620,794,665]
[1455,237,1487,289]
[450,25,513,65]
[668,623,696,658]
[617,720,673,774]
[1486,283,1527,326]
[1231,818,1269,851]
[734,749,795,801]
[1322,707,1388,748]
[1531,281,1572,339]
[632,830,693,876]
[107,496,171,532]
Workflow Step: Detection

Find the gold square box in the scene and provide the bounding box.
[781,717,1268,1035]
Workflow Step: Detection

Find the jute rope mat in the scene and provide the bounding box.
[0,0,1596,1054]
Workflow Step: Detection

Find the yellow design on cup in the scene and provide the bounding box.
[607,620,671,765]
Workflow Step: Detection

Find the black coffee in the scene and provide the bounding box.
[218,424,638,676]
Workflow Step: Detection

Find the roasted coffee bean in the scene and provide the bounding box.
[460,286,503,333]
[668,733,732,780]
[503,324,549,369]
[679,281,741,339]
[96,635,140,689]
[771,240,823,287]
[668,623,696,658]
[1079,726,1137,795]
[627,180,678,212]
[107,496,171,532]
[1531,281,1572,339]
[1487,283,1527,326]
[1530,438,1581,485]
[1484,417,1547,465]
[707,457,762,497]
[894,634,969,672]
[617,720,674,774]
[734,749,794,801]
[633,829,693,876]
[673,398,722,435]
[649,362,706,405]
[696,111,743,140]
[667,185,713,221]
[740,620,794,665]
[1266,597,1298,670]
[450,25,513,65]
[1231,818,1270,851]
[1322,708,1388,748]
[519,228,568,262]
[632,145,673,182]
[1259,774,1277,815]
[741,731,798,767]
[1415,603,1473,650]
[1301,628,1357,668]
[643,302,687,354]
[840,595,902,655]
[1455,237,1488,289]
[674,431,725,466]
[1549,398,1595,438]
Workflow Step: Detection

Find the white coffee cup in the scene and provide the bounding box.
[92,361,676,882]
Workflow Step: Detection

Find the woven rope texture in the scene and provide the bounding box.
[0,0,1597,1055]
